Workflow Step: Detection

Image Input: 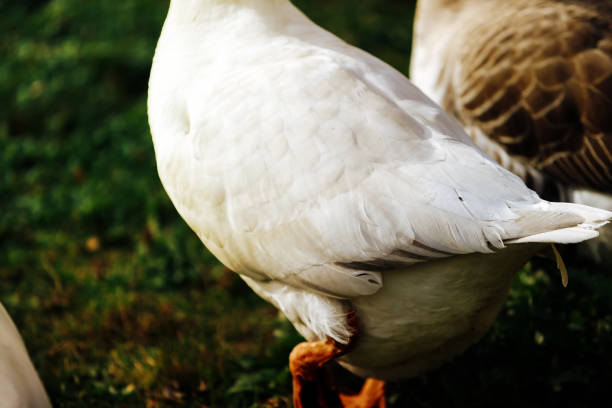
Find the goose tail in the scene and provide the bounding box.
[506,202,611,245]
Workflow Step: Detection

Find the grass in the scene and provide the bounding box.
[1,0,611,406]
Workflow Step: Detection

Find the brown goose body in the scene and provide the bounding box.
[412,0,612,198]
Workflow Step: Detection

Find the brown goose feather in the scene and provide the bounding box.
[413,0,612,196]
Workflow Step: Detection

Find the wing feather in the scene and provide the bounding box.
[164,24,609,299]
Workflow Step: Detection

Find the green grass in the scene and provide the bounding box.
[1,1,611,406]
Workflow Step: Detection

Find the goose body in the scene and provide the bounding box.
[411,0,612,262]
[0,303,51,408]
[148,0,611,381]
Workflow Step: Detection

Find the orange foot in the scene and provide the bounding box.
[289,339,386,408]
[339,378,386,408]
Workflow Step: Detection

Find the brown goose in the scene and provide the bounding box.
[411,0,612,262]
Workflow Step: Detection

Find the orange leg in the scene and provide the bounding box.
[288,315,386,408]
[289,339,345,408]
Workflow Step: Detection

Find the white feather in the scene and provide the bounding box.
[148,0,612,379]
[0,303,51,408]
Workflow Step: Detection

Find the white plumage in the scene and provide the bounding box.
[0,303,51,408]
[148,0,611,380]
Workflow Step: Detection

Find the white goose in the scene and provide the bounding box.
[148,1,611,406]
[0,303,52,408]
[411,0,612,263]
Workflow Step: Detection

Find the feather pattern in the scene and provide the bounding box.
[412,0,612,194]
[411,0,612,263]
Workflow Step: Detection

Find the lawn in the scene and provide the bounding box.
[2,1,611,407]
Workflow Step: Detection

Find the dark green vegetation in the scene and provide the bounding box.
[2,0,611,406]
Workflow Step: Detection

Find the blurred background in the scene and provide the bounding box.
[2,0,611,406]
